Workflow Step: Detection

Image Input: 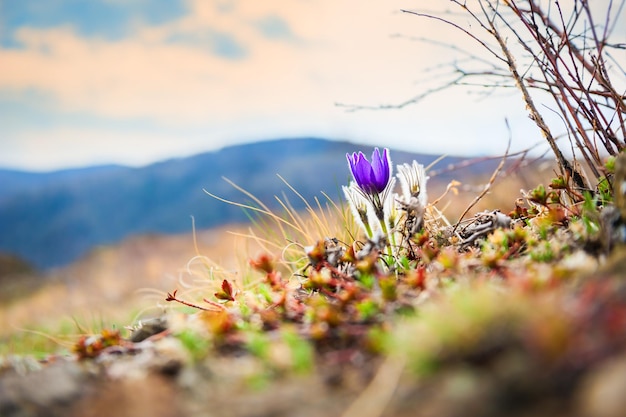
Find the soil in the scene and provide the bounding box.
[3,257,626,417]
[2,344,626,417]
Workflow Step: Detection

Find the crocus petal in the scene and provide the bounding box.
[357,154,376,190]
[347,152,372,192]
[347,152,367,189]
[346,153,357,178]
[397,160,427,202]
[370,148,391,193]
[347,148,392,195]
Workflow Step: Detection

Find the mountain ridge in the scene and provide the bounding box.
[0,138,500,269]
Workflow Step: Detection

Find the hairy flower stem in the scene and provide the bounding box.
[374,209,395,261]
[364,222,374,239]
[372,194,385,224]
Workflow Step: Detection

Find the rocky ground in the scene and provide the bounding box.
[2,248,626,417]
[2,310,626,417]
[2,157,626,417]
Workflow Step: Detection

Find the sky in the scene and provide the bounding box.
[0,0,624,171]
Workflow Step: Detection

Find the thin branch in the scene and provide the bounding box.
[401,9,506,63]
[452,120,512,234]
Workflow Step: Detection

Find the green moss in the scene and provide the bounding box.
[281,329,314,374]
[176,329,210,361]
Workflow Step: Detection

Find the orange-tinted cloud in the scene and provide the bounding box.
[0,0,451,124]
[5,0,620,169]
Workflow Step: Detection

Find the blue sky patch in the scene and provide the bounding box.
[210,31,248,59]
[0,0,188,47]
[254,15,294,41]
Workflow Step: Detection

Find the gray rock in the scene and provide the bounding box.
[0,360,90,417]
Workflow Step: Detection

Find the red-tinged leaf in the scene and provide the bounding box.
[222,279,233,297]
[214,292,233,301]
[214,280,235,301]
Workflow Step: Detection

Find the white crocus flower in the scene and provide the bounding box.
[396,161,429,233]
[343,182,377,238]
[384,178,399,232]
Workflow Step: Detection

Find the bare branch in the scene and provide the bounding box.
[400,9,507,63]
[391,0,624,185]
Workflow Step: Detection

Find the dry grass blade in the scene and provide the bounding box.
[204,177,301,236]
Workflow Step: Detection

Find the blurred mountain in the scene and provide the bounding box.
[0,165,127,203]
[0,138,498,269]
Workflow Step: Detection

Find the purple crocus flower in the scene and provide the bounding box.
[346,148,391,194]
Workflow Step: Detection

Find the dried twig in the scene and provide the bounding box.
[165,290,223,312]
[389,1,625,187]
[453,121,512,234]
